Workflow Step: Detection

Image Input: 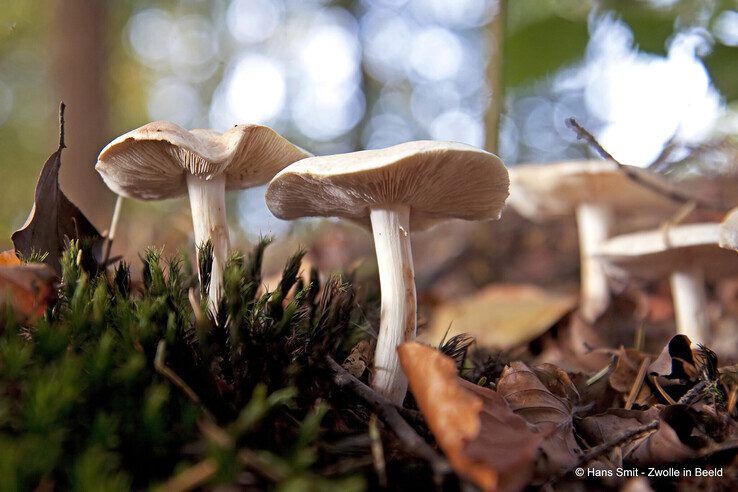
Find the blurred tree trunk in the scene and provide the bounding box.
[484,0,506,154]
[53,0,113,228]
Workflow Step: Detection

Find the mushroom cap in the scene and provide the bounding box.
[596,223,738,281]
[720,207,738,251]
[508,161,681,221]
[96,121,310,200]
[265,140,510,231]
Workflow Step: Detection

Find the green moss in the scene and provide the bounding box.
[0,239,371,489]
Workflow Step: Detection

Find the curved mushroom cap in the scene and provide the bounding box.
[265,140,509,231]
[508,161,680,221]
[596,223,738,281]
[720,207,738,251]
[96,121,310,200]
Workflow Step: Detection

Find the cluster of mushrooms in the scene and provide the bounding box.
[509,161,738,346]
[95,122,738,405]
[95,122,509,404]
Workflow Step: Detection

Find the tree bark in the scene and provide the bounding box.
[53,0,113,228]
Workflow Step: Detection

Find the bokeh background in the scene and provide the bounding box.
[1,1,738,348]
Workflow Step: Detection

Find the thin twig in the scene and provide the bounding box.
[727,384,737,415]
[237,449,285,483]
[158,458,217,492]
[59,101,66,149]
[649,375,677,405]
[624,357,651,410]
[155,340,215,422]
[659,201,697,249]
[158,449,285,492]
[326,355,451,480]
[565,118,716,210]
[369,414,387,488]
[586,363,612,386]
[553,420,659,484]
[677,380,707,405]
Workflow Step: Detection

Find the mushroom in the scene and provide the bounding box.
[719,207,738,251]
[508,161,682,322]
[596,223,738,343]
[96,121,309,310]
[265,140,509,404]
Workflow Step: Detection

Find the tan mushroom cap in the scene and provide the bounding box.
[720,207,738,251]
[508,161,683,220]
[96,121,310,200]
[265,140,510,231]
[596,223,738,281]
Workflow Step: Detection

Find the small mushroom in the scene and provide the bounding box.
[265,140,509,404]
[719,207,738,251]
[508,161,681,322]
[596,223,738,343]
[96,121,309,310]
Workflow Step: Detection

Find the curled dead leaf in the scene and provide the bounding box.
[496,361,582,474]
[399,342,495,490]
[647,335,707,403]
[648,335,697,380]
[578,406,701,465]
[399,342,542,492]
[12,104,102,273]
[460,379,543,492]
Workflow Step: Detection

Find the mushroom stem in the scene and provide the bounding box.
[669,267,709,343]
[186,174,229,312]
[576,202,612,322]
[370,205,416,405]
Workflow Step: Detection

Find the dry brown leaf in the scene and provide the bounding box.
[648,335,697,379]
[579,406,700,465]
[532,363,581,402]
[0,263,56,322]
[399,342,542,492]
[12,105,102,273]
[423,284,576,350]
[0,250,21,266]
[343,339,371,378]
[460,380,543,492]
[398,342,495,490]
[609,347,654,406]
[496,361,582,473]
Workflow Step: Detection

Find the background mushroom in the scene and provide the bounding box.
[508,160,683,322]
[266,140,509,404]
[96,121,309,310]
[596,222,738,343]
[720,207,738,251]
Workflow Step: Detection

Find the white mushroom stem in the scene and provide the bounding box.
[186,173,229,313]
[669,267,709,343]
[576,202,613,322]
[370,205,417,405]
